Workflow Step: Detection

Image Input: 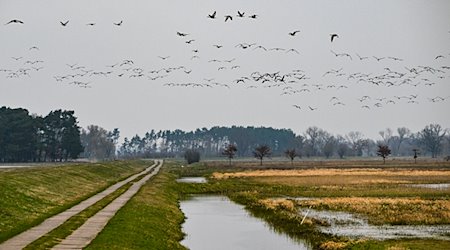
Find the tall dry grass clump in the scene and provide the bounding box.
[319,241,349,250]
[258,198,296,212]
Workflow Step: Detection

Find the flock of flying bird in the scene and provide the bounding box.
[1,12,449,112]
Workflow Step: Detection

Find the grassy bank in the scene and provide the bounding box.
[25,176,143,249]
[86,161,186,250]
[0,160,149,243]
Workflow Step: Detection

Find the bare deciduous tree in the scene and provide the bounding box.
[322,133,336,158]
[396,127,410,156]
[346,131,368,156]
[222,144,237,165]
[379,128,393,145]
[304,126,322,156]
[81,125,116,161]
[419,124,446,158]
[336,136,348,159]
[284,148,297,165]
[377,145,391,164]
[253,145,271,166]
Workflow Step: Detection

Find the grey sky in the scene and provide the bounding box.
[1,0,449,140]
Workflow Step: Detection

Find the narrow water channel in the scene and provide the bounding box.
[180,196,311,250]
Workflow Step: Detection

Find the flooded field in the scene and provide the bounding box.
[179,162,450,249]
[180,196,311,250]
[302,208,450,240]
[176,177,208,183]
[406,183,450,190]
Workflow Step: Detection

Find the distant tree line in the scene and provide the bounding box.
[0,106,83,162]
[117,124,450,160]
[2,105,448,162]
[118,126,296,159]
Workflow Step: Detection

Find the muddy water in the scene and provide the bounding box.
[180,196,311,250]
[302,208,450,240]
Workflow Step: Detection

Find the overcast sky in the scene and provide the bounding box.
[1,0,449,140]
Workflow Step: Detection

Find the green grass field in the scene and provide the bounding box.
[86,161,186,250]
[0,160,149,243]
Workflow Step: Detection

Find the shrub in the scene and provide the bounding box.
[184,149,200,164]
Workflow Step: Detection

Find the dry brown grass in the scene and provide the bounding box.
[212,169,450,191]
[258,198,296,212]
[297,197,450,225]
[387,247,409,250]
[206,159,450,170]
[212,168,450,179]
[319,241,349,250]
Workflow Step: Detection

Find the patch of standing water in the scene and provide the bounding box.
[180,195,311,250]
[301,208,450,240]
[176,177,208,183]
[406,183,450,190]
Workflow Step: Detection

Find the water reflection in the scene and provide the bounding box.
[180,196,310,250]
[406,183,450,190]
[302,208,450,240]
[177,177,208,183]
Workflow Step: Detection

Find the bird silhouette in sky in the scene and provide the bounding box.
[5,19,24,25]
[253,45,267,51]
[177,32,188,37]
[289,30,300,36]
[330,33,339,42]
[4,10,448,115]
[286,48,299,54]
[356,53,369,60]
[330,97,339,102]
[373,56,385,61]
[388,56,403,61]
[208,11,217,19]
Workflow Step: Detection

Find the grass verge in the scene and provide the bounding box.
[85,161,186,250]
[0,160,149,243]
[24,172,148,249]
